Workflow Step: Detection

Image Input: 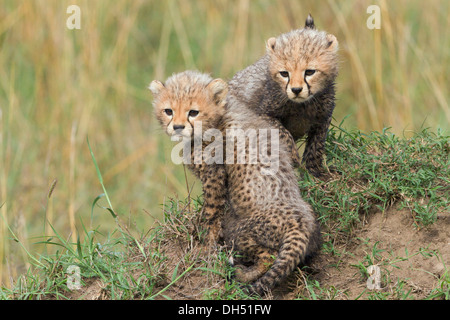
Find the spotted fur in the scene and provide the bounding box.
[228,15,339,177]
[224,84,321,296]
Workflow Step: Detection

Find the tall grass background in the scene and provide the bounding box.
[0,0,448,287]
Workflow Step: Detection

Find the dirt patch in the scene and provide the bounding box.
[303,205,450,299]
[151,239,228,300]
[64,277,107,300]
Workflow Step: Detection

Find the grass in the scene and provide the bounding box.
[0,196,252,300]
[300,122,449,238]
[0,123,448,300]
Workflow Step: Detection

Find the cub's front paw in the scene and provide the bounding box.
[205,222,221,247]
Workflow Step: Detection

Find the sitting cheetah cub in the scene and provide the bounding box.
[149,71,229,245]
[150,71,321,296]
[228,15,339,177]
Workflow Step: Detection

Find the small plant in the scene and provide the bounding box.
[295,269,348,300]
[426,253,450,300]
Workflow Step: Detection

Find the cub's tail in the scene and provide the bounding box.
[250,217,320,296]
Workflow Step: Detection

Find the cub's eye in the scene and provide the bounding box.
[164,109,173,116]
[188,110,199,117]
[279,71,289,78]
[305,69,316,76]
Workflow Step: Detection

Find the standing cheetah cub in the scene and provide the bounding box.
[228,15,339,177]
[150,71,321,296]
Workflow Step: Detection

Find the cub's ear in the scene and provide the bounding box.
[266,37,277,53]
[148,80,165,95]
[305,13,315,29]
[325,34,339,52]
[207,79,228,105]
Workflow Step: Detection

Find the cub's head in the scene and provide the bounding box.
[266,14,339,103]
[149,71,228,139]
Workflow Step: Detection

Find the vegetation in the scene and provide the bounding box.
[301,122,449,236]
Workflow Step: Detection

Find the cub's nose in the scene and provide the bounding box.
[173,125,185,131]
[291,87,303,95]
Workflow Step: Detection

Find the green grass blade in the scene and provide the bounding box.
[87,137,115,215]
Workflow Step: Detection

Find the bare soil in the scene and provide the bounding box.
[282,204,450,299]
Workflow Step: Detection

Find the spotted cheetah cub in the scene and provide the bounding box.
[150,71,321,296]
[228,15,339,177]
[149,71,229,245]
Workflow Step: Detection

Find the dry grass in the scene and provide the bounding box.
[0,0,448,287]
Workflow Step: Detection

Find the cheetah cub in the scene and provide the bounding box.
[151,70,321,296]
[228,15,339,177]
[149,71,229,245]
